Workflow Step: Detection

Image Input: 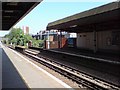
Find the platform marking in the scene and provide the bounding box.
[9,48,74,89]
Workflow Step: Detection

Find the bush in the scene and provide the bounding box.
[3,40,6,44]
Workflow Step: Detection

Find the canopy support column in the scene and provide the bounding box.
[60,30,62,48]
[47,30,50,49]
[93,25,97,53]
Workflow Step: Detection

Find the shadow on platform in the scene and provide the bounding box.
[2,48,28,89]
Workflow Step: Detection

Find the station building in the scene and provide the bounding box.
[33,30,73,49]
[47,2,120,54]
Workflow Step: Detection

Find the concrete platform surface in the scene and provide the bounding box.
[1,47,28,89]
[2,45,72,89]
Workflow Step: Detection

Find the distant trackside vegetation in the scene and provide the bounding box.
[3,28,44,48]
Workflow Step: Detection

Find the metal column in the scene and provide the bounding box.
[0,1,2,90]
[60,30,62,48]
[58,30,62,48]
[93,25,97,53]
[0,1,1,30]
[47,30,50,49]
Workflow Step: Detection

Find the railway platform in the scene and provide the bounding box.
[35,47,120,87]
[1,48,28,89]
[0,44,72,89]
[48,47,120,62]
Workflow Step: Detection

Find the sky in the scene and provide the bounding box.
[0,0,113,37]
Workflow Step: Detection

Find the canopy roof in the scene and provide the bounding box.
[1,2,42,30]
[47,2,120,33]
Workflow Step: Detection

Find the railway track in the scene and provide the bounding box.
[23,49,120,90]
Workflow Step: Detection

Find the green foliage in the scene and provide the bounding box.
[11,37,17,44]
[32,39,44,48]
[3,40,7,44]
[4,28,44,48]
[24,34,33,43]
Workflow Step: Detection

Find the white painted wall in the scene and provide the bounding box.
[77,30,119,52]
[77,32,94,50]
[97,30,119,51]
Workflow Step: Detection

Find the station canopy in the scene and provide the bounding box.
[47,2,120,33]
[1,1,42,30]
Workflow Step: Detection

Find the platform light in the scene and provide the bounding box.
[3,0,43,2]
[7,2,18,6]
[4,10,13,13]
[70,25,77,28]
[3,16,11,18]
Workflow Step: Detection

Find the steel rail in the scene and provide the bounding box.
[23,49,120,90]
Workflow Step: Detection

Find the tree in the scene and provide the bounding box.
[11,37,17,45]
[4,28,44,48]
[4,28,24,45]
[3,40,6,44]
